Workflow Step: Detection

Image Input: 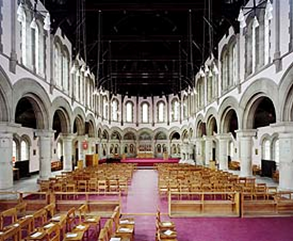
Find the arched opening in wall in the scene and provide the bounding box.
[20,136,30,161]
[253,97,276,128]
[154,131,167,157]
[57,140,63,160]
[74,140,79,164]
[111,131,122,141]
[170,131,180,157]
[73,116,84,163]
[98,129,102,139]
[223,109,238,138]
[123,131,136,157]
[85,121,95,138]
[12,139,20,164]
[207,117,218,136]
[0,90,8,122]
[53,111,63,140]
[15,98,37,129]
[73,116,84,135]
[196,122,206,138]
[102,130,109,141]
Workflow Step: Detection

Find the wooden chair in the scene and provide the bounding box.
[97,180,108,193]
[45,223,60,241]
[97,228,108,241]
[156,208,175,232]
[109,179,119,192]
[44,203,56,219]
[15,201,27,218]
[33,208,47,229]
[78,204,100,238]
[77,180,87,192]
[87,179,97,192]
[66,207,77,232]
[0,225,20,241]
[0,207,17,230]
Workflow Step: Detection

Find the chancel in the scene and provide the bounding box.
[0,0,293,240]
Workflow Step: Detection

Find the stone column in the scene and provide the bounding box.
[78,139,85,163]
[236,130,257,177]
[204,136,213,166]
[217,133,231,171]
[195,138,204,165]
[36,130,54,180]
[0,129,13,190]
[63,134,74,171]
[272,123,293,191]
[9,0,17,73]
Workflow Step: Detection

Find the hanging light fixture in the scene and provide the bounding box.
[84,66,91,77]
[238,0,273,29]
[17,2,25,22]
[213,63,219,75]
[43,13,51,31]
[30,17,37,29]
[199,67,206,78]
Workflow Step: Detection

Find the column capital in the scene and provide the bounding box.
[62,133,76,140]
[35,129,54,138]
[203,135,215,141]
[236,129,257,138]
[271,122,293,133]
[216,133,232,140]
[0,122,21,134]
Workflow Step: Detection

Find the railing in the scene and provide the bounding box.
[168,191,240,217]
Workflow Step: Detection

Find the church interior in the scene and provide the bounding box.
[0,0,293,240]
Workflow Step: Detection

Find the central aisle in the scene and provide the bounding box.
[123,169,159,214]
[121,169,159,241]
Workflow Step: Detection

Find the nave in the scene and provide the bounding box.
[4,165,293,241]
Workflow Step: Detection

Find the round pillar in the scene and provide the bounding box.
[36,130,54,180]
[63,134,74,171]
[236,130,257,177]
[217,134,231,171]
[0,131,13,190]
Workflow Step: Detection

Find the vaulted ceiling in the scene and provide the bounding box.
[42,0,247,97]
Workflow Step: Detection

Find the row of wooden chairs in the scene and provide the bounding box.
[156,208,177,241]
[98,206,135,241]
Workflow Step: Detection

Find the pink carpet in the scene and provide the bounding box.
[121,158,179,166]
[119,169,293,241]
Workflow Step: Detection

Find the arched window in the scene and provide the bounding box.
[230,41,237,87]
[32,24,39,74]
[54,40,62,88]
[245,20,253,76]
[63,48,70,93]
[20,12,27,66]
[142,102,149,123]
[75,70,80,101]
[103,96,108,119]
[197,78,204,108]
[126,102,133,123]
[171,99,179,121]
[207,74,213,103]
[21,140,29,161]
[221,48,229,91]
[57,140,63,160]
[273,139,279,164]
[13,140,18,163]
[112,99,118,121]
[252,17,259,72]
[262,139,271,160]
[264,11,272,65]
[157,101,165,123]
[183,96,188,119]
